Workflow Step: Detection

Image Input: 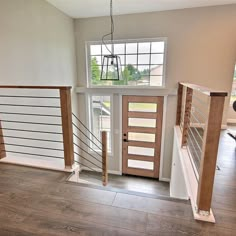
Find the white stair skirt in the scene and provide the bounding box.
[0,155,77,172]
[170,126,216,223]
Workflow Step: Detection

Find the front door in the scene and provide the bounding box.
[122,96,163,178]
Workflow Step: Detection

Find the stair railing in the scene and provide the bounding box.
[176,82,227,217]
[0,86,74,168]
[0,86,108,185]
[72,112,108,186]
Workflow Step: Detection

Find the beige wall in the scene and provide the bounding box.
[75,5,236,179]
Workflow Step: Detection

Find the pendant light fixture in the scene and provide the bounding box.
[100,0,122,81]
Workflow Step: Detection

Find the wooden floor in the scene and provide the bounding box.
[79,170,170,197]
[0,129,235,235]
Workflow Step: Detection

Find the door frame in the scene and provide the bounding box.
[122,95,164,178]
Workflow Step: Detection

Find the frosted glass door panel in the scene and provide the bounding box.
[128,146,155,157]
[128,118,156,128]
[128,132,155,142]
[128,103,157,112]
[128,160,154,170]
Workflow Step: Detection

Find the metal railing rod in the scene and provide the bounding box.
[192,94,208,105]
[187,126,202,152]
[190,112,205,127]
[0,120,61,126]
[73,142,102,164]
[72,113,102,145]
[179,122,183,131]
[74,160,100,173]
[0,134,62,143]
[186,135,201,164]
[72,122,102,151]
[0,112,61,117]
[187,122,204,142]
[0,127,62,135]
[0,95,59,99]
[1,149,64,159]
[3,143,63,152]
[191,104,208,121]
[73,133,102,158]
[186,145,200,181]
[74,151,102,169]
[0,104,60,108]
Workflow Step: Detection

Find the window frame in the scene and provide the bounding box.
[87,94,114,155]
[86,38,167,88]
[229,65,236,105]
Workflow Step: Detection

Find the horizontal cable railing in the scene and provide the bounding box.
[176,82,227,215]
[0,86,108,186]
[0,86,74,168]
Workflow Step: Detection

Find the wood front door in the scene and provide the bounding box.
[122,96,163,178]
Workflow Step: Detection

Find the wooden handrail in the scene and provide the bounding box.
[179,83,228,97]
[0,85,72,89]
[102,131,108,186]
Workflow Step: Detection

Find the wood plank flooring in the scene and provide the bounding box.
[79,170,170,197]
[0,128,235,235]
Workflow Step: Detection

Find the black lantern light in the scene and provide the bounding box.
[100,0,122,81]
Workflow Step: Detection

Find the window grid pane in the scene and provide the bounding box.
[89,40,165,86]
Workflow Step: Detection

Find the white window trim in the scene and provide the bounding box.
[86,37,168,89]
[87,94,114,156]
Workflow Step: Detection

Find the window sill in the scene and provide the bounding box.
[76,86,177,96]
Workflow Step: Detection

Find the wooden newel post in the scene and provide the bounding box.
[102,131,108,186]
[176,83,183,125]
[60,87,74,169]
[0,120,6,159]
[197,95,225,213]
[182,87,193,146]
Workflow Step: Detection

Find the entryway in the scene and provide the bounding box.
[122,96,163,178]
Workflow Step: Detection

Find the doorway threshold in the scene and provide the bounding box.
[68,169,175,200]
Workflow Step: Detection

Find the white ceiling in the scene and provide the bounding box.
[46,0,236,18]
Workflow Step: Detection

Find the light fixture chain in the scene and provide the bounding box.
[102,0,114,55]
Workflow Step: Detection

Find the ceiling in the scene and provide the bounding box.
[46,0,236,18]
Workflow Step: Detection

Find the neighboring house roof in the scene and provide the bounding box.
[93,101,110,116]
[138,65,163,86]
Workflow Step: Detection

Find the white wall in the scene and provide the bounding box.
[0,0,78,162]
[0,0,77,87]
[74,4,236,179]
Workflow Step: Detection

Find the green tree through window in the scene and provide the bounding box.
[89,40,165,86]
[91,57,101,84]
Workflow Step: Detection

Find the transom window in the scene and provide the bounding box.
[87,39,166,87]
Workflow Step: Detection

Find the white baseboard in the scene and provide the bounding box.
[0,155,76,173]
[227,119,236,124]
[159,177,170,182]
[80,166,122,175]
[221,124,227,130]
